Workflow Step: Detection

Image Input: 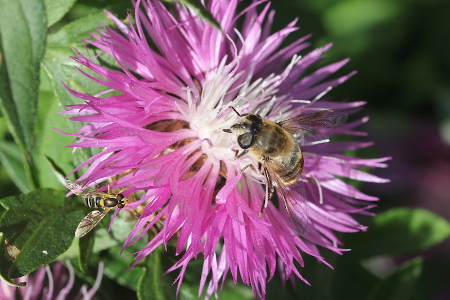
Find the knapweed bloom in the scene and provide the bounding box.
[59,0,389,298]
[0,261,102,300]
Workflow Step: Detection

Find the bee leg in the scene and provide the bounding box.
[239,163,258,174]
[260,160,274,218]
[230,146,247,159]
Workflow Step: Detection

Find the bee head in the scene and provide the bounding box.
[223,113,262,149]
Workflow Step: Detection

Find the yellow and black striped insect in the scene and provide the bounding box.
[66,180,128,238]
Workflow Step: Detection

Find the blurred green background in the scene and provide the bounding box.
[1,0,450,299]
[266,0,450,299]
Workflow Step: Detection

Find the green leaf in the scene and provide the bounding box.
[33,71,78,189]
[367,257,423,300]
[0,189,84,280]
[0,142,32,193]
[92,228,119,252]
[0,0,47,155]
[41,11,115,161]
[78,229,95,273]
[103,243,145,291]
[44,0,77,27]
[331,255,380,300]
[323,1,400,36]
[43,155,68,188]
[99,213,147,291]
[137,246,176,300]
[46,10,113,46]
[346,208,450,257]
[162,0,221,30]
[42,12,113,113]
[218,282,253,300]
[0,232,25,287]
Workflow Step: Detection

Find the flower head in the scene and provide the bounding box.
[0,261,102,300]
[59,0,389,298]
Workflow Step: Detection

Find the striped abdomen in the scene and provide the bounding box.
[278,143,304,185]
[83,193,119,209]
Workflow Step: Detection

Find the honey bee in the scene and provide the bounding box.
[223,107,347,232]
[65,180,128,238]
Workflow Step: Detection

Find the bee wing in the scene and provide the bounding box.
[65,180,96,197]
[263,159,309,233]
[278,109,347,144]
[75,209,109,238]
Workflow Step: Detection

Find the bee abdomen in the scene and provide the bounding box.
[279,145,304,185]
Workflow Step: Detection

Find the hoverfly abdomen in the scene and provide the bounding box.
[83,193,126,209]
[84,194,104,209]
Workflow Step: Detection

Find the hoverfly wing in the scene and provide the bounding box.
[75,209,109,238]
[263,159,309,233]
[65,180,96,197]
[278,109,347,145]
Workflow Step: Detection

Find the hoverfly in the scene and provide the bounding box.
[66,180,128,238]
[223,107,347,232]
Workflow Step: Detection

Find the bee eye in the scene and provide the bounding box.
[237,133,254,149]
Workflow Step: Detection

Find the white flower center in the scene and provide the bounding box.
[180,54,303,169]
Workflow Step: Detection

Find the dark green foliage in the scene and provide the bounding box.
[0,189,83,283]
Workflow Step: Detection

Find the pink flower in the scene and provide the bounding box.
[58,0,389,298]
[0,261,102,300]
